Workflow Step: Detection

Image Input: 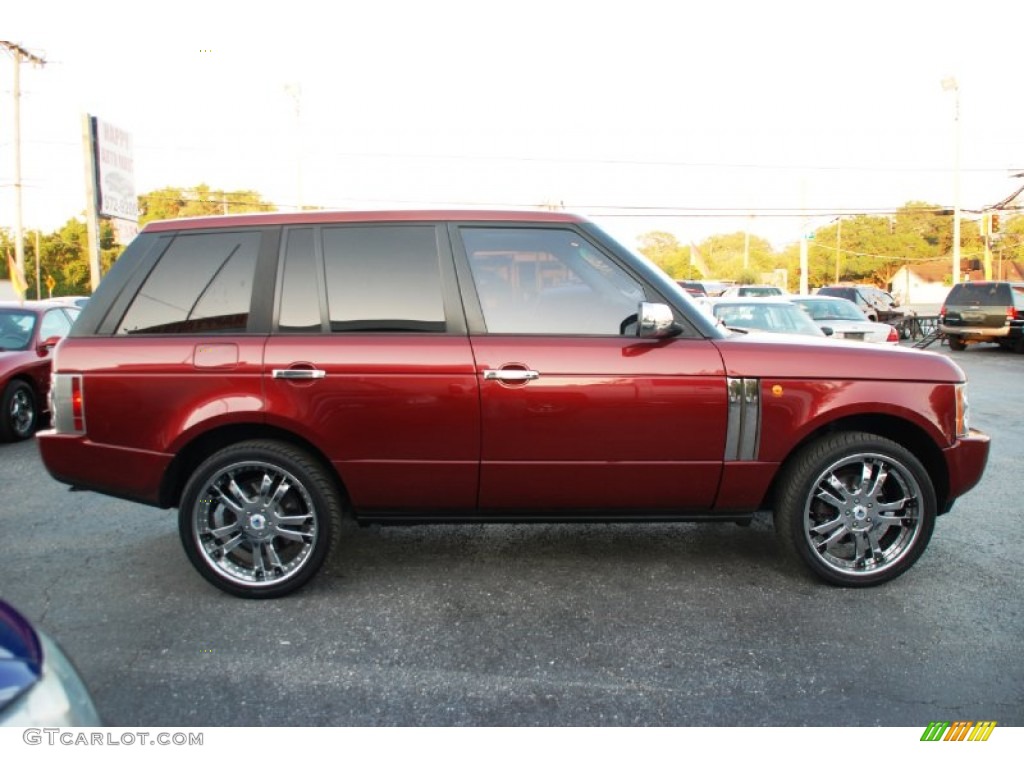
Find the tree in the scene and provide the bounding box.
[138,184,274,226]
[692,232,775,282]
[636,231,691,278]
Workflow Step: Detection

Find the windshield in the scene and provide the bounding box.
[713,302,824,336]
[795,298,865,322]
[0,310,36,351]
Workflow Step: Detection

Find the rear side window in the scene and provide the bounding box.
[116,232,259,334]
[322,226,445,332]
[947,283,1012,306]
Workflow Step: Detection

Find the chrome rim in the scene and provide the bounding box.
[803,452,923,577]
[9,388,34,436]
[191,460,319,587]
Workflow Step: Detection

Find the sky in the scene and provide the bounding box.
[2,0,1023,251]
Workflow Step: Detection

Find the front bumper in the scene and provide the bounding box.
[941,429,990,513]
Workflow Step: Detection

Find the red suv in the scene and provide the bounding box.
[37,211,989,597]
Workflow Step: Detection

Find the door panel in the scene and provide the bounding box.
[264,336,479,511]
[472,336,727,511]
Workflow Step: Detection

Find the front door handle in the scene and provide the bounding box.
[272,368,326,380]
[483,369,540,382]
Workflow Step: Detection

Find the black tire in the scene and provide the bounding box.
[0,380,38,442]
[178,440,343,598]
[947,335,966,351]
[774,432,936,587]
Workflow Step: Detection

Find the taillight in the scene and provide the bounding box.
[1007,307,1018,322]
[886,326,899,343]
[71,376,84,432]
[51,374,86,435]
[940,305,947,319]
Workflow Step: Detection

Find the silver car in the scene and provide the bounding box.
[791,296,899,344]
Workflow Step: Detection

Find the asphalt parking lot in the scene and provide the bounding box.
[1,341,1021,727]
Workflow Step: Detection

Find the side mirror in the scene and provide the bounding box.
[37,335,62,354]
[820,326,835,336]
[638,302,681,339]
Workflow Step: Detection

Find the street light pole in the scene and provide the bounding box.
[942,76,961,285]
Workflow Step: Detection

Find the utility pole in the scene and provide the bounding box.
[284,84,304,210]
[942,77,961,285]
[834,217,842,283]
[1,42,47,279]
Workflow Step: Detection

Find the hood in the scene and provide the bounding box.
[0,600,43,710]
[712,333,964,383]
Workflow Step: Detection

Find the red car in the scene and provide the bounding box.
[37,211,989,597]
[0,300,80,441]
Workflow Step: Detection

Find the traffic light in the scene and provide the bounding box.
[992,213,1001,233]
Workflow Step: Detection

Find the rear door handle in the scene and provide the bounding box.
[272,368,326,380]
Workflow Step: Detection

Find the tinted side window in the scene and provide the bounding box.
[117,232,259,334]
[322,226,445,332]
[278,228,322,332]
[461,227,646,335]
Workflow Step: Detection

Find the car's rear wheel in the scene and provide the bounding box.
[947,335,966,351]
[178,440,342,598]
[774,432,936,587]
[0,380,37,442]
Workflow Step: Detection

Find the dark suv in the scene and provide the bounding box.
[37,211,989,598]
[940,281,1024,352]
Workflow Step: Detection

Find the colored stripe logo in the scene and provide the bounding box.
[920,721,997,742]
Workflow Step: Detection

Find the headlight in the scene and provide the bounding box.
[1,632,102,727]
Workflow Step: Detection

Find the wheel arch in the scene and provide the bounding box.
[761,413,949,515]
[4,372,42,400]
[159,423,346,509]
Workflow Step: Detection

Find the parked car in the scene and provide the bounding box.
[37,211,989,597]
[816,285,903,324]
[676,280,708,298]
[719,284,786,298]
[48,295,90,309]
[704,297,825,338]
[0,600,102,726]
[939,281,1024,352]
[790,296,900,344]
[0,300,81,441]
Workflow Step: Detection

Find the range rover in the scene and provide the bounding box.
[37,211,989,598]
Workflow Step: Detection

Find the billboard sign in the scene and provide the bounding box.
[94,118,138,222]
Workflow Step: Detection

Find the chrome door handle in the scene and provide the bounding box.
[272,368,326,380]
[483,369,539,382]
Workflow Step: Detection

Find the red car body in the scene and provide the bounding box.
[0,300,80,441]
[36,211,989,597]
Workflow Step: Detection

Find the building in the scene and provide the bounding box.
[889,258,1024,310]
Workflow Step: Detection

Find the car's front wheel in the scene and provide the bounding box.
[0,380,37,442]
[774,432,936,587]
[178,440,342,598]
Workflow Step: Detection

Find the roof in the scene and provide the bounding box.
[0,300,59,312]
[142,209,588,233]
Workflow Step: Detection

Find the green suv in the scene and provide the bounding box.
[939,281,1024,352]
